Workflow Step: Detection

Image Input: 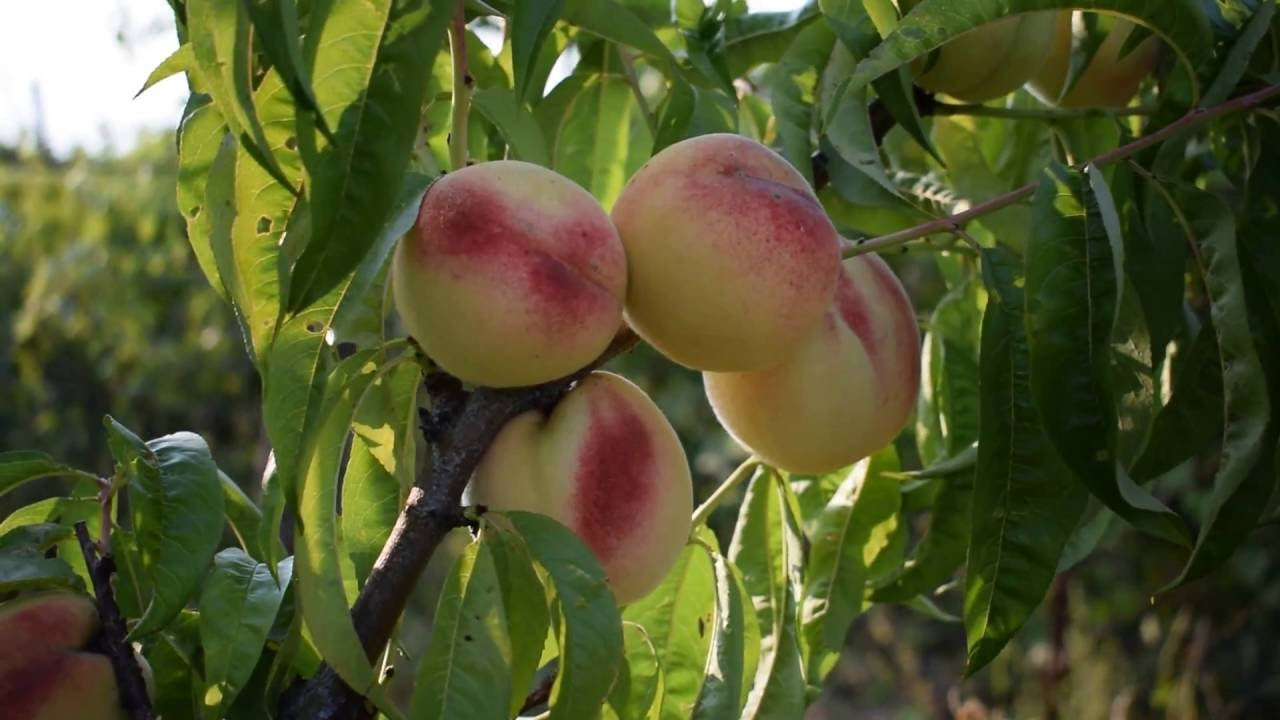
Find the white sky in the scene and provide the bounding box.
[0,0,807,157]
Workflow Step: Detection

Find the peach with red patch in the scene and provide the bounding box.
[704,254,921,474]
[610,133,841,372]
[0,652,126,720]
[393,161,627,388]
[0,593,99,678]
[469,372,692,604]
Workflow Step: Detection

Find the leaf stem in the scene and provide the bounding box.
[844,83,1280,258]
[448,0,471,172]
[618,48,658,135]
[690,457,761,528]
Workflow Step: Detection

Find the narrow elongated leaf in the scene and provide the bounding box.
[241,0,334,139]
[507,511,624,720]
[0,523,72,553]
[176,95,230,299]
[411,540,512,720]
[342,361,421,587]
[606,622,664,720]
[724,2,822,77]
[1202,0,1276,106]
[0,497,98,536]
[691,536,748,720]
[472,87,552,165]
[1127,174,1188,371]
[286,0,451,311]
[0,553,83,594]
[0,451,81,497]
[1129,327,1223,480]
[766,21,835,181]
[261,172,434,570]
[873,470,972,603]
[1162,189,1270,589]
[554,75,650,209]
[965,247,1088,674]
[483,518,551,716]
[200,548,292,715]
[220,470,267,560]
[563,0,680,67]
[127,432,226,638]
[293,348,405,712]
[622,539,715,720]
[187,0,295,193]
[800,449,900,664]
[136,43,193,97]
[730,470,806,719]
[512,0,566,101]
[1025,164,1187,546]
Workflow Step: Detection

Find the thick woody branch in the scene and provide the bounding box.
[279,329,638,720]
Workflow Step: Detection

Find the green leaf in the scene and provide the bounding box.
[0,451,83,497]
[766,20,836,182]
[872,470,972,603]
[187,0,296,194]
[285,0,451,312]
[221,470,268,560]
[484,517,552,717]
[800,449,900,664]
[472,87,553,166]
[512,0,566,102]
[621,539,715,720]
[128,432,226,639]
[724,2,822,76]
[1129,327,1223,480]
[1025,164,1187,546]
[136,43,193,98]
[261,171,434,570]
[1202,0,1276,106]
[729,470,806,719]
[342,361,421,587]
[553,75,651,209]
[230,68,305,366]
[506,511,624,720]
[1162,188,1271,590]
[606,622,665,720]
[0,497,98,536]
[293,348,405,711]
[200,548,292,715]
[563,0,680,67]
[410,540,512,720]
[965,247,1088,675]
[0,552,84,594]
[241,0,334,140]
[0,523,73,553]
[690,533,748,720]
[651,77,737,153]
[177,95,232,300]
[1126,170,1188,371]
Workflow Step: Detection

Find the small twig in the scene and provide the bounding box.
[843,83,1280,257]
[690,457,760,528]
[74,522,155,720]
[618,48,657,135]
[448,0,471,171]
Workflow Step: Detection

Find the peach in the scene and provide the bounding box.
[610,133,841,372]
[0,652,126,720]
[469,372,693,603]
[0,593,99,677]
[392,161,627,388]
[903,2,1057,103]
[1029,13,1159,108]
[704,254,920,475]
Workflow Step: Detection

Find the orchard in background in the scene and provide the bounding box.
[3,0,1280,718]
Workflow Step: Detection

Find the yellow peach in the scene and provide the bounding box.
[704,254,920,475]
[469,372,693,604]
[0,652,127,720]
[610,133,841,372]
[393,161,627,388]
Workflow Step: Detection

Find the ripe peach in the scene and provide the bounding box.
[903,2,1057,103]
[610,133,841,372]
[1029,13,1159,108]
[0,652,126,720]
[704,254,920,475]
[469,372,693,603]
[0,593,98,677]
[393,161,627,388]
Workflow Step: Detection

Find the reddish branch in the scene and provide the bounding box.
[278,330,637,720]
